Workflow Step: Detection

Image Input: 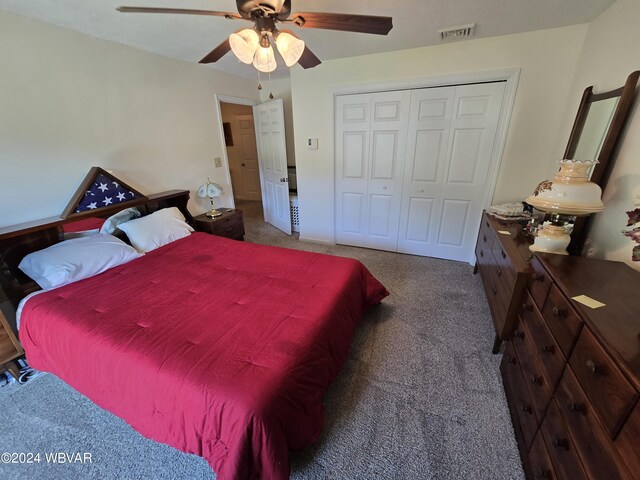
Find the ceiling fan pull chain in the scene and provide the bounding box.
[268,70,274,99]
[257,68,262,91]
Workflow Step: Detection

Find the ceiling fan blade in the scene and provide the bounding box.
[199,39,232,64]
[297,46,321,69]
[290,12,392,35]
[116,7,241,19]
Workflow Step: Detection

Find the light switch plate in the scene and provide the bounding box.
[214,157,222,168]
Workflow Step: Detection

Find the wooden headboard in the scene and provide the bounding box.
[0,190,194,317]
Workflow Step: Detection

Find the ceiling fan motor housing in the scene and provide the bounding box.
[236,0,290,19]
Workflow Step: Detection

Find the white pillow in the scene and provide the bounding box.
[117,207,194,253]
[100,207,141,235]
[19,234,142,290]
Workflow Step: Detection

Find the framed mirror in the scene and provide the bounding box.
[564,70,639,255]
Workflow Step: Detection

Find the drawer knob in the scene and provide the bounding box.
[480,250,484,257]
[521,404,532,414]
[508,357,517,365]
[585,359,599,374]
[569,402,586,414]
[551,437,568,449]
[532,273,544,282]
[541,345,555,355]
[536,468,552,479]
[521,303,533,312]
[501,250,507,259]
[552,306,566,318]
[530,375,543,386]
[483,234,487,242]
[514,331,525,340]
[497,267,502,277]
[492,284,497,295]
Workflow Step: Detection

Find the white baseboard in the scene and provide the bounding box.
[298,235,334,246]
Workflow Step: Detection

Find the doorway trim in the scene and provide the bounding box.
[328,68,521,248]
[214,94,259,209]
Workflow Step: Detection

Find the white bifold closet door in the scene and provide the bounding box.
[336,82,506,262]
[335,90,411,251]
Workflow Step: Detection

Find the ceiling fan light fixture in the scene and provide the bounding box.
[253,45,277,72]
[229,28,259,64]
[274,31,305,67]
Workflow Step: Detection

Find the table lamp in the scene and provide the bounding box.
[525,159,604,255]
[197,178,224,218]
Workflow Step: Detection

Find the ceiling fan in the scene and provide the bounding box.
[117,0,393,71]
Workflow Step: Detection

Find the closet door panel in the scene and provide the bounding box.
[398,82,505,261]
[435,82,505,262]
[365,91,411,250]
[397,87,455,256]
[336,94,371,247]
[336,90,410,250]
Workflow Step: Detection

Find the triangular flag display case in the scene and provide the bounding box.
[61,167,147,219]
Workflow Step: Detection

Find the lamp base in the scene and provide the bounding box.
[206,209,223,218]
[529,224,570,255]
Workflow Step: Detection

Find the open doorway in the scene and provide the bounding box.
[219,101,263,220]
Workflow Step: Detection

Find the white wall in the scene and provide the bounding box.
[260,76,296,167]
[0,10,259,228]
[290,25,588,244]
[548,0,640,270]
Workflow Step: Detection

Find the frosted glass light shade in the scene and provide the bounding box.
[253,45,277,72]
[275,31,305,67]
[229,29,259,64]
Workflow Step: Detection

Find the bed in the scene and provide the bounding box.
[0,190,388,479]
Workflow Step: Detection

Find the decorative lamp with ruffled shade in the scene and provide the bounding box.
[525,159,605,255]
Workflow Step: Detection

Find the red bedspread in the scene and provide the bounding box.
[20,232,388,479]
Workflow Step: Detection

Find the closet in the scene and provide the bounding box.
[335,81,506,262]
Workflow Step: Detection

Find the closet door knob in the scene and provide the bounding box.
[419,188,424,192]
[382,186,387,190]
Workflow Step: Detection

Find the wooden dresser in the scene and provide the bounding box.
[474,212,532,353]
[501,254,640,479]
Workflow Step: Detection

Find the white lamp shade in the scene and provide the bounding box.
[525,160,604,216]
[229,29,259,64]
[275,31,305,67]
[197,181,224,198]
[253,45,277,72]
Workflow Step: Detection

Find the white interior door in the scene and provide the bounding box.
[397,82,506,261]
[335,90,410,250]
[254,99,291,235]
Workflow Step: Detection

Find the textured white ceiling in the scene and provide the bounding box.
[0,0,615,80]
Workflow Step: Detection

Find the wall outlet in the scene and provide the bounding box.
[214,157,222,168]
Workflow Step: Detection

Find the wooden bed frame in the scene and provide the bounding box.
[0,190,194,323]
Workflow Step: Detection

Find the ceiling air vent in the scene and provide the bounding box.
[438,23,476,41]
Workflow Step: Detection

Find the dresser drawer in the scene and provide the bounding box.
[501,342,539,450]
[541,284,583,357]
[528,432,557,480]
[616,403,640,479]
[479,216,496,252]
[555,367,631,480]
[517,330,552,421]
[541,399,588,480]
[520,290,565,389]
[569,327,638,439]
[528,256,552,311]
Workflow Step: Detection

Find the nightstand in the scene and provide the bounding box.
[0,309,23,379]
[193,208,244,241]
